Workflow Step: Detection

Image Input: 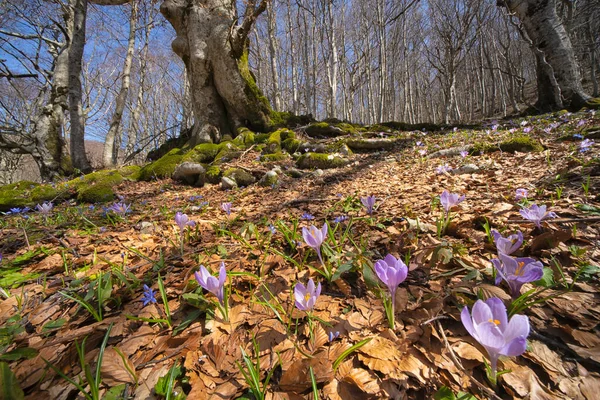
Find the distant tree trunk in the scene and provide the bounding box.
[69,0,92,173]
[103,1,137,167]
[160,0,271,146]
[499,0,590,110]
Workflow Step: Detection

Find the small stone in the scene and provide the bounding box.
[259,170,278,187]
[338,143,352,156]
[135,221,155,234]
[287,168,304,178]
[452,164,480,175]
[172,162,206,186]
[313,169,324,177]
[221,177,237,190]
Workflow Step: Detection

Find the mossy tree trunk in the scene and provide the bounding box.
[499,0,590,110]
[160,0,272,146]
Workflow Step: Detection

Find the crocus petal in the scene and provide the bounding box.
[383,254,399,267]
[374,260,389,284]
[503,314,530,343]
[500,336,528,357]
[461,306,477,339]
[294,283,307,309]
[307,278,315,295]
[491,259,504,285]
[218,263,227,286]
[474,321,505,354]
[471,300,493,325]
[315,281,322,299]
[320,223,328,239]
[486,297,508,330]
[521,262,544,282]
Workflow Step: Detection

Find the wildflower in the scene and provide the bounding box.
[194,262,227,305]
[577,120,587,127]
[492,254,544,298]
[301,212,315,220]
[361,195,376,215]
[523,127,532,134]
[374,254,408,303]
[461,298,529,379]
[440,190,465,213]
[294,278,321,311]
[221,202,232,216]
[515,188,528,201]
[416,141,423,146]
[174,212,195,234]
[36,202,53,217]
[8,207,23,214]
[453,127,458,132]
[332,215,348,224]
[302,223,328,265]
[573,134,583,139]
[580,139,594,153]
[141,284,157,307]
[436,164,452,174]
[419,149,427,156]
[268,224,277,234]
[519,204,557,229]
[491,230,523,256]
[328,331,340,341]
[108,202,131,216]
[459,150,468,158]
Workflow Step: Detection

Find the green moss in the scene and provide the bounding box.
[206,166,222,184]
[282,138,302,153]
[473,134,544,154]
[238,49,272,131]
[585,97,600,109]
[255,133,270,144]
[77,183,115,203]
[0,181,60,212]
[214,142,243,163]
[305,122,360,137]
[139,148,184,181]
[233,128,255,147]
[118,165,142,181]
[260,152,291,162]
[265,129,290,153]
[223,168,256,187]
[182,143,222,164]
[296,153,348,169]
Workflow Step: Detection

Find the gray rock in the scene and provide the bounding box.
[172,162,206,186]
[259,170,279,187]
[286,168,305,178]
[221,177,237,190]
[345,138,405,151]
[135,221,155,234]
[452,164,480,175]
[313,169,324,177]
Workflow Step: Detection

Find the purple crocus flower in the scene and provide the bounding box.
[108,202,130,216]
[174,212,195,233]
[491,254,544,298]
[141,284,157,307]
[294,278,321,311]
[301,212,315,220]
[374,254,408,306]
[461,297,529,376]
[418,149,427,156]
[221,202,232,216]
[36,202,53,217]
[580,139,594,153]
[515,188,528,201]
[440,190,465,213]
[436,164,452,174]
[361,195,376,215]
[459,150,469,158]
[491,230,523,256]
[523,127,532,133]
[519,204,558,229]
[194,262,227,305]
[332,215,348,224]
[302,223,328,265]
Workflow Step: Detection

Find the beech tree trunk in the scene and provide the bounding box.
[160,0,271,145]
[499,0,590,110]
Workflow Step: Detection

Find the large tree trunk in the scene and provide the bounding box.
[69,0,93,173]
[499,0,590,110]
[160,0,271,146]
[103,1,137,167]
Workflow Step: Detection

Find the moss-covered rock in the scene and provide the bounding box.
[296,153,349,169]
[77,183,115,203]
[0,181,62,212]
[139,148,184,181]
[258,170,279,187]
[473,134,544,154]
[233,128,256,147]
[282,138,302,153]
[118,165,142,181]
[182,143,222,164]
[345,137,408,151]
[265,129,282,153]
[270,111,313,128]
[255,133,270,144]
[260,152,291,162]
[214,142,243,163]
[223,168,256,187]
[206,166,222,184]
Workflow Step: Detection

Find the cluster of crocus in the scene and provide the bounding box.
[108,201,130,216]
[302,223,328,266]
[221,202,232,216]
[491,230,543,298]
[361,195,376,215]
[461,297,530,384]
[436,164,452,174]
[374,254,408,328]
[174,212,195,235]
[294,278,321,311]
[519,203,557,229]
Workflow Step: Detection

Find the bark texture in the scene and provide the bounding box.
[160,0,271,145]
[500,0,590,110]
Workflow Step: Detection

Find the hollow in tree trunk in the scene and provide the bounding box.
[160,0,272,146]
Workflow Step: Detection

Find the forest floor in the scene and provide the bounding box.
[1,110,600,400]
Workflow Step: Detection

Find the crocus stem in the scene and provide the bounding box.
[488,356,498,387]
